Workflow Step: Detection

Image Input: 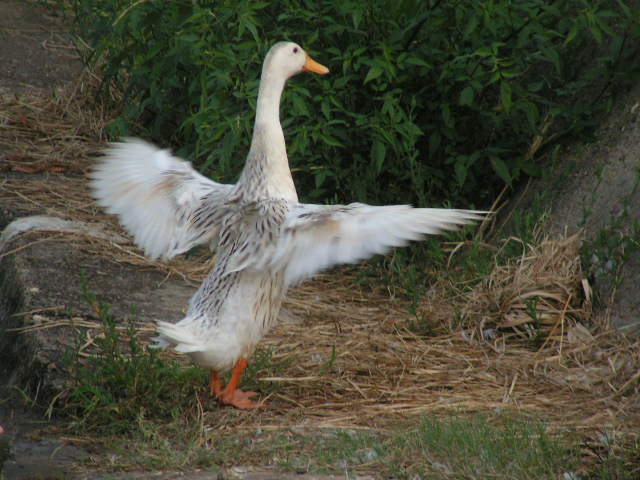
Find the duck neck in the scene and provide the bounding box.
[241,70,297,201]
[255,68,285,126]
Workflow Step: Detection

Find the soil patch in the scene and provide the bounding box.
[0,1,82,93]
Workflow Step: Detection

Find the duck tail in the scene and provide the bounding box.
[151,320,205,353]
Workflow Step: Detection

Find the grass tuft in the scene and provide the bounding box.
[60,280,207,435]
[385,414,573,479]
[259,413,575,479]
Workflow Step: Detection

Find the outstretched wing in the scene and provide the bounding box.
[241,202,485,286]
[90,138,234,260]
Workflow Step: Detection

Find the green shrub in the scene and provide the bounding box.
[61,284,207,434]
[59,282,287,434]
[69,0,640,206]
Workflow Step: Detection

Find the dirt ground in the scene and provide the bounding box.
[1,1,639,479]
[0,1,82,93]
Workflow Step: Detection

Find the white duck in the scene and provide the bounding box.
[91,41,484,408]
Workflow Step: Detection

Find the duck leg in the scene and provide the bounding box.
[216,357,265,409]
[209,370,222,397]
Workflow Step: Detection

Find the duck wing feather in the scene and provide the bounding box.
[91,138,234,260]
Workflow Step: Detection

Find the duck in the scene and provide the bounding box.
[90,41,485,409]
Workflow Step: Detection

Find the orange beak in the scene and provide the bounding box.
[303,54,329,75]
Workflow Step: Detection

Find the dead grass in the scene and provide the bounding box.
[1,80,640,458]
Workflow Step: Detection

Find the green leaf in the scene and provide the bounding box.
[527,81,544,93]
[371,140,386,175]
[364,66,383,84]
[491,156,512,184]
[455,159,468,186]
[441,103,454,129]
[474,46,494,57]
[564,24,578,45]
[540,45,561,74]
[428,131,441,157]
[459,86,475,106]
[500,81,512,112]
[463,15,479,39]
[291,94,310,117]
[521,161,542,177]
[520,101,539,129]
[315,169,332,188]
[589,24,603,44]
[240,16,260,43]
[321,101,330,120]
[319,134,344,148]
[404,57,431,68]
[500,70,520,79]
[106,117,128,138]
[352,8,363,29]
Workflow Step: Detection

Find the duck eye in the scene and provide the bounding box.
[293,47,299,54]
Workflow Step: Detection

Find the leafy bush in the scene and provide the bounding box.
[69,0,640,206]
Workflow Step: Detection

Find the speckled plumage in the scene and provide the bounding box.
[91,42,485,407]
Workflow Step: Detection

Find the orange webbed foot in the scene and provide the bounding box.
[211,358,267,409]
[220,389,265,409]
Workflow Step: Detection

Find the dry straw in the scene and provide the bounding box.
[1,80,639,441]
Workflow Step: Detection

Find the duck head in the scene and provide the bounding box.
[262,41,329,81]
